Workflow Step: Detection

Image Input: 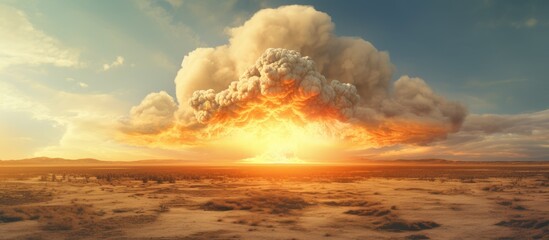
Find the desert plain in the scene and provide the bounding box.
[0,160,547,240]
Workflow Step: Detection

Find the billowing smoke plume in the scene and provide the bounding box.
[121,5,466,148]
[173,5,392,120]
[190,48,359,125]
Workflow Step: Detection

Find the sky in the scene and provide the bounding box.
[0,0,548,162]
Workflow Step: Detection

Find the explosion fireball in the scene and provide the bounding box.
[121,5,466,164]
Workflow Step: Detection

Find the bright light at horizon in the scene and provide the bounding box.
[209,117,351,164]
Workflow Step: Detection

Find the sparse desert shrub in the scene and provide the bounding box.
[496,219,549,229]
[94,210,106,216]
[112,208,136,213]
[168,177,176,183]
[510,177,523,187]
[512,205,526,210]
[497,201,512,206]
[377,220,440,232]
[482,185,504,192]
[460,178,476,183]
[324,200,376,207]
[277,219,297,224]
[0,188,53,205]
[76,206,85,215]
[249,221,260,226]
[0,215,23,223]
[406,234,430,240]
[72,215,157,238]
[203,200,234,211]
[345,208,391,217]
[202,192,311,214]
[159,204,169,212]
[43,218,74,231]
[233,219,247,224]
[0,204,95,232]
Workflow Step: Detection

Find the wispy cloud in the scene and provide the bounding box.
[442,110,549,160]
[465,78,527,88]
[0,78,164,160]
[102,56,124,71]
[65,77,88,88]
[479,17,543,30]
[136,0,203,46]
[0,4,80,70]
[511,17,538,29]
[165,0,183,8]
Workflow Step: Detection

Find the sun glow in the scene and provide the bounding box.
[210,117,344,164]
[241,149,306,164]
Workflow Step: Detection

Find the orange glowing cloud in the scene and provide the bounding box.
[119,5,466,163]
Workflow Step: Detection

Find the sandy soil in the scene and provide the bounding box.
[0,165,547,240]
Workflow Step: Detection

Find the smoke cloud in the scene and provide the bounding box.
[174,5,392,111]
[121,5,466,149]
[189,48,359,125]
[121,91,177,135]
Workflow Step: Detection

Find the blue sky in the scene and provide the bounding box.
[5,0,548,113]
[0,0,548,160]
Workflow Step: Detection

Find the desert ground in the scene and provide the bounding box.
[0,163,548,240]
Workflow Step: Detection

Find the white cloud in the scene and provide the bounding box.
[102,56,124,71]
[0,78,174,160]
[64,77,88,88]
[78,82,88,88]
[0,81,51,122]
[0,4,80,70]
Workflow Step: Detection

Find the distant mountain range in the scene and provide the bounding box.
[0,157,201,166]
[0,157,546,166]
[352,158,548,165]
